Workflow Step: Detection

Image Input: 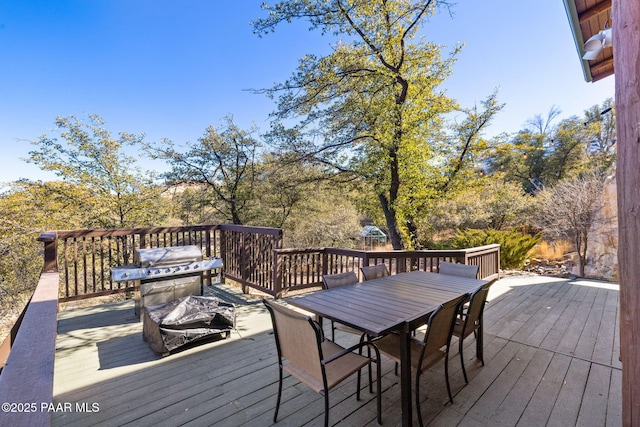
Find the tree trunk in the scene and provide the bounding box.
[380,104,406,250]
[576,230,588,277]
[613,0,640,424]
[379,193,404,250]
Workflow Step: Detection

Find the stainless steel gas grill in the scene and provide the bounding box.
[111,245,223,318]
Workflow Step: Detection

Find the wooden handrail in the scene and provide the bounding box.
[34,224,499,300]
[38,224,286,301]
[272,244,501,297]
[0,272,58,427]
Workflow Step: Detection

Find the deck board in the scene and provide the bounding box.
[52,274,621,426]
[516,352,572,426]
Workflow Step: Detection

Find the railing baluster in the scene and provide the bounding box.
[64,239,69,299]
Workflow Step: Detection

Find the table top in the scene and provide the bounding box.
[286,270,486,337]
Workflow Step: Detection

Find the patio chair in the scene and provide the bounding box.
[360,263,390,281]
[438,261,479,279]
[452,281,493,383]
[322,272,362,341]
[263,299,382,427]
[374,295,466,427]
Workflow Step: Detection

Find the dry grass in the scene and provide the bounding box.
[531,239,573,261]
[0,293,32,345]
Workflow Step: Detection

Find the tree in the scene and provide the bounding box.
[254,0,475,249]
[488,101,616,194]
[252,153,323,229]
[488,107,561,194]
[27,115,167,228]
[541,117,590,184]
[0,180,87,339]
[168,185,219,226]
[582,98,616,174]
[284,186,362,248]
[401,93,503,246]
[413,177,534,247]
[535,173,608,277]
[146,117,260,225]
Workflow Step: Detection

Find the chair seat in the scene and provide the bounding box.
[284,340,370,393]
[375,333,446,374]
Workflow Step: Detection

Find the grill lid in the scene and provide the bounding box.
[135,245,203,268]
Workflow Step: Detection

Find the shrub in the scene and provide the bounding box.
[447,229,542,269]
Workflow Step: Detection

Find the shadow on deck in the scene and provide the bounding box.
[52,274,621,426]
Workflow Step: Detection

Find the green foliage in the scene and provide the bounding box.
[415,179,535,246]
[487,100,616,194]
[284,191,361,248]
[255,0,503,249]
[446,229,542,269]
[145,117,260,225]
[27,114,168,228]
[0,181,89,338]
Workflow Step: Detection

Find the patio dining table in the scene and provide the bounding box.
[286,269,487,427]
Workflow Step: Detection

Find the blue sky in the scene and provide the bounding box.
[0,0,614,184]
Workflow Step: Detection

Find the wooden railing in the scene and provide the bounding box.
[36,224,499,300]
[269,244,501,297]
[38,224,283,302]
[218,224,283,294]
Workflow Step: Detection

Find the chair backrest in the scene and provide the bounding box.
[463,281,493,333]
[263,299,323,380]
[422,295,467,357]
[322,271,359,289]
[360,264,390,281]
[438,261,479,279]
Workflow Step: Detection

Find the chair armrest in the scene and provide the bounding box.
[312,319,326,341]
[322,340,381,366]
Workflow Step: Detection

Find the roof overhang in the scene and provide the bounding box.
[562,0,613,82]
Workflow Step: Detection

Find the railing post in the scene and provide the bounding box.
[362,251,370,268]
[242,231,250,293]
[38,231,58,273]
[273,249,283,298]
[219,228,227,284]
[321,249,329,277]
[397,255,407,273]
[204,227,213,286]
[273,229,284,297]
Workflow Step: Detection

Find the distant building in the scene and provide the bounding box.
[358,226,387,247]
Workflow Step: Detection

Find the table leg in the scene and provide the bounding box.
[400,325,412,426]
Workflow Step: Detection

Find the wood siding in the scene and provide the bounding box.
[613,0,640,423]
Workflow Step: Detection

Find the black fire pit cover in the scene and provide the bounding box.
[143,295,235,354]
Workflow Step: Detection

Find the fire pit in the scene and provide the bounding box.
[111,245,223,318]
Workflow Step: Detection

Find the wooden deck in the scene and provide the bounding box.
[52,274,621,426]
